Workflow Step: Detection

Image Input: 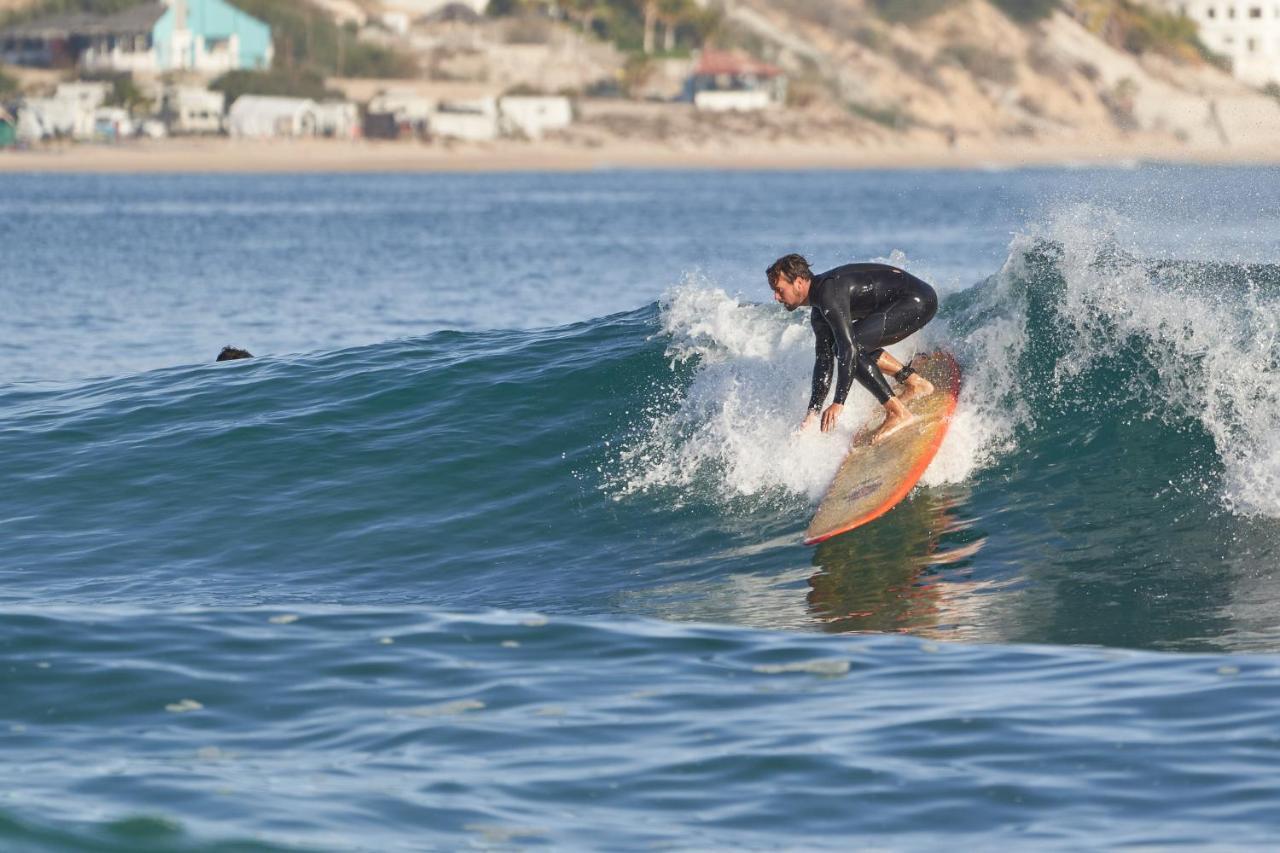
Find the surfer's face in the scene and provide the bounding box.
[770,273,809,312]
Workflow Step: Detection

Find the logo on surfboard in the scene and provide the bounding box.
[843,480,883,503]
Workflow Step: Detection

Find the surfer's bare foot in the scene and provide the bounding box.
[870,399,916,445]
[896,374,935,404]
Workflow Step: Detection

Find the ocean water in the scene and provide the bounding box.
[3,167,1280,850]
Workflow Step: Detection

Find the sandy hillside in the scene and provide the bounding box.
[711,0,1280,151]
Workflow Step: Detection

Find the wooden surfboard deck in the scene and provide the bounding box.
[804,350,962,546]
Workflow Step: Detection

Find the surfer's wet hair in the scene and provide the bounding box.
[216,346,253,362]
[767,253,813,286]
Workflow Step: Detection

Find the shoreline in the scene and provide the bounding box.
[3,137,1280,173]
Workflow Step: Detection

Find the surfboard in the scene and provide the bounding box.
[804,350,961,546]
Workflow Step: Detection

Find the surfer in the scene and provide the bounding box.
[767,254,938,444]
[216,346,253,361]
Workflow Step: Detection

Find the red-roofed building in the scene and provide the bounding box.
[687,48,787,112]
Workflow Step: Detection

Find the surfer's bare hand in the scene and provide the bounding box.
[821,403,844,433]
[800,411,819,432]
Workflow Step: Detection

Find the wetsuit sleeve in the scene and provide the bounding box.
[808,309,835,412]
[813,291,858,406]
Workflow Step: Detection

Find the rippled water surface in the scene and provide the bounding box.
[4,167,1280,849]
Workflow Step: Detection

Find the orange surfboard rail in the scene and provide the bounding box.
[804,351,962,546]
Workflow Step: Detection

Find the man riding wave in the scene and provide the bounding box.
[767,254,938,445]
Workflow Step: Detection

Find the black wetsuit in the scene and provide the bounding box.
[808,263,938,410]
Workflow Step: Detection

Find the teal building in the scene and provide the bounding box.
[153,0,273,72]
[0,0,272,73]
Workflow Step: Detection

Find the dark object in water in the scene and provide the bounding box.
[216,346,253,362]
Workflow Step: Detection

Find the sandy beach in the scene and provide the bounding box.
[3,135,1278,173]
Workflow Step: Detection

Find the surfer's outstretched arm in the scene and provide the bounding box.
[814,309,894,433]
[808,314,835,413]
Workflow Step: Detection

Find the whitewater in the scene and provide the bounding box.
[4,168,1280,850]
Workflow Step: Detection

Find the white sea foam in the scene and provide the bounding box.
[612,226,1280,518]
[1029,204,1280,517]
[610,266,1010,506]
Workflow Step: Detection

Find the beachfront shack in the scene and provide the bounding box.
[0,0,272,73]
[227,95,316,138]
[16,97,80,140]
[430,96,499,141]
[15,81,108,140]
[162,85,224,134]
[92,106,134,140]
[498,95,571,140]
[313,101,360,139]
[687,49,786,112]
[365,88,435,138]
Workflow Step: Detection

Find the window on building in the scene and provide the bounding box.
[1250,5,1262,16]
[1208,6,1217,17]
[1248,36,1258,51]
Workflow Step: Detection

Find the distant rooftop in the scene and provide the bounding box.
[1,2,166,37]
[693,49,782,79]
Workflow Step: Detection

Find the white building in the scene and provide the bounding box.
[1153,1,1280,85]
[693,89,773,112]
[17,82,109,141]
[429,111,498,141]
[92,106,135,139]
[163,86,225,135]
[16,98,85,140]
[227,96,317,138]
[498,95,572,139]
[429,96,499,141]
[313,101,360,139]
[369,89,437,123]
[687,49,786,111]
[55,81,111,112]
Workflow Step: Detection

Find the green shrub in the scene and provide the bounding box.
[225,0,417,77]
[1077,0,1214,64]
[991,0,1058,23]
[210,68,342,105]
[848,99,912,129]
[871,0,956,25]
[938,43,1017,85]
[0,65,17,96]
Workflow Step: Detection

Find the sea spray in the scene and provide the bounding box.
[612,216,1280,521]
[609,264,1020,506]
[1022,205,1280,517]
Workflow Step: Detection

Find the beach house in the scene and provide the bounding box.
[0,0,272,73]
[686,49,786,112]
[430,96,500,141]
[1147,1,1280,84]
[498,95,572,140]
[162,85,225,134]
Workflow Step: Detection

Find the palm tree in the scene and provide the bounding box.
[642,0,658,54]
[561,0,605,37]
[656,0,693,52]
